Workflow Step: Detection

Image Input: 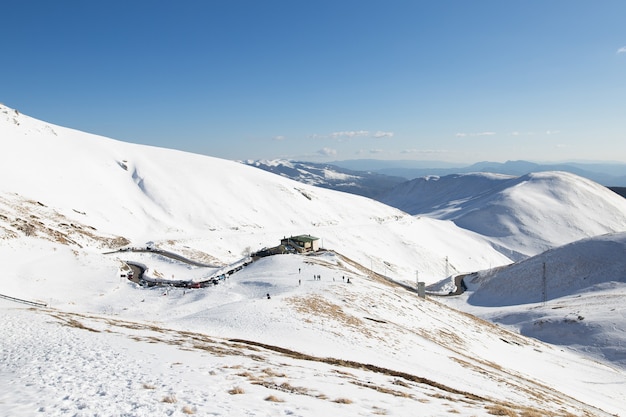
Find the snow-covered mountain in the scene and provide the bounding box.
[2,103,626,416]
[0,104,507,283]
[241,159,406,199]
[381,172,626,259]
[439,232,626,368]
[245,160,626,261]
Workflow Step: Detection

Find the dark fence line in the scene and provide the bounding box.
[0,293,48,307]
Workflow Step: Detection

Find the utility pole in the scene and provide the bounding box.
[542,262,547,306]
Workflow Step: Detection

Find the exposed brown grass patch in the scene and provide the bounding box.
[265,395,285,402]
[349,380,412,398]
[436,329,466,349]
[51,314,101,333]
[230,338,487,404]
[286,294,366,334]
[228,386,245,395]
[278,382,309,395]
[333,369,355,377]
[161,394,177,403]
[486,404,517,416]
[0,193,130,248]
[392,378,410,388]
[519,411,544,417]
[253,380,311,396]
[333,397,353,404]
[262,367,286,377]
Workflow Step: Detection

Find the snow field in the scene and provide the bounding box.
[2,103,626,416]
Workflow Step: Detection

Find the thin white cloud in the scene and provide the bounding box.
[617,46,626,54]
[311,130,394,140]
[317,147,337,157]
[330,130,369,139]
[507,131,533,136]
[369,149,385,154]
[456,131,496,137]
[401,148,448,155]
[507,130,559,136]
[373,131,394,138]
[273,135,286,141]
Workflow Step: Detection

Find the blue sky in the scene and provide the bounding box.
[3,1,626,163]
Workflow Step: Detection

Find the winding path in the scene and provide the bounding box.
[114,246,469,295]
[109,247,252,288]
[448,273,468,296]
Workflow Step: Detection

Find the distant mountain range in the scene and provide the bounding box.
[243,159,626,199]
[331,159,626,187]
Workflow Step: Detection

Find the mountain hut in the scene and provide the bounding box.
[280,235,320,253]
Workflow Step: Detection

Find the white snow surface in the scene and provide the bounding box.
[1,104,626,416]
[382,172,626,259]
[439,232,626,369]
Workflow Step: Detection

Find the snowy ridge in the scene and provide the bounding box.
[382,171,626,258]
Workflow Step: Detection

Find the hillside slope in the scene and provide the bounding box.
[467,232,626,306]
[438,232,626,369]
[0,104,509,284]
[2,104,626,415]
[381,172,626,259]
[2,246,625,416]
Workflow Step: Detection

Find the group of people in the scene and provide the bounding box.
[296,269,352,284]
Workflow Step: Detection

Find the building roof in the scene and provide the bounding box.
[284,234,319,243]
